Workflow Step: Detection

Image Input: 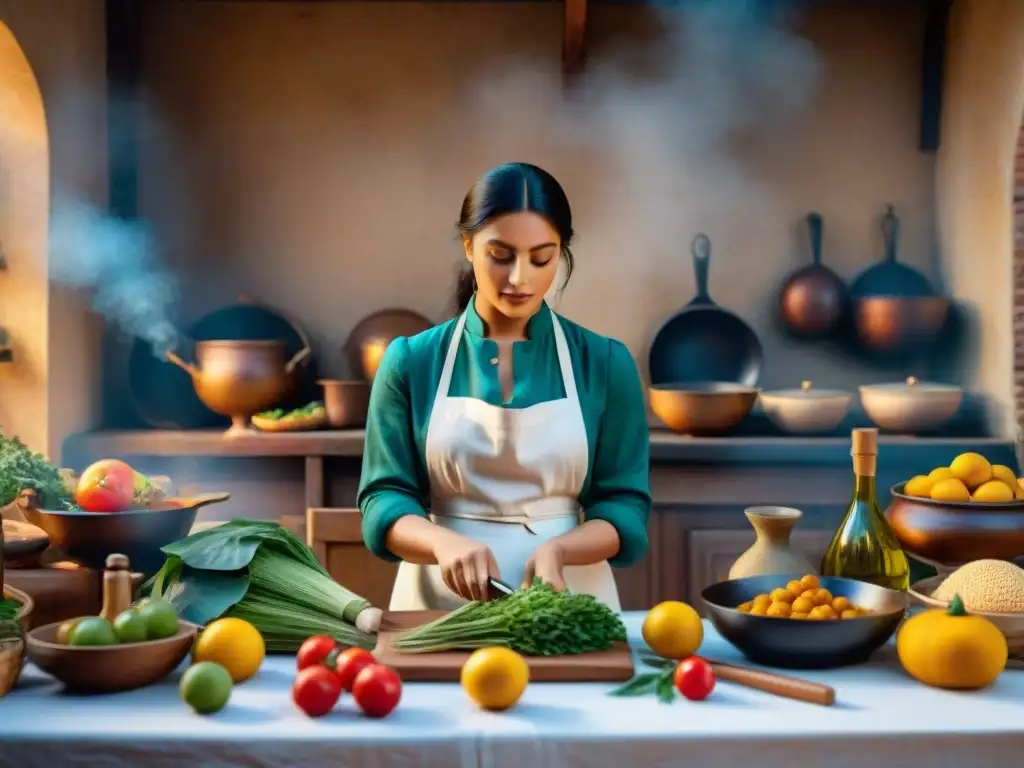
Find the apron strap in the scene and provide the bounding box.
[428,309,469,422]
[550,314,579,406]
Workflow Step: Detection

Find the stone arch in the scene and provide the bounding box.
[0,20,51,453]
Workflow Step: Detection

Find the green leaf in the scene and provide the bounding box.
[656,669,676,704]
[160,520,270,571]
[164,566,250,625]
[608,672,660,697]
[638,652,675,670]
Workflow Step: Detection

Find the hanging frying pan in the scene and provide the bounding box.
[648,234,764,387]
[777,213,847,339]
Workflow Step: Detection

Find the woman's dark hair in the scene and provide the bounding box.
[453,162,575,313]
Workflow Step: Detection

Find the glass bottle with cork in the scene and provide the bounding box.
[821,427,910,591]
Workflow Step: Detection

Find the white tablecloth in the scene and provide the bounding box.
[1,613,1023,768]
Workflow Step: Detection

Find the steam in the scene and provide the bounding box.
[48,196,180,355]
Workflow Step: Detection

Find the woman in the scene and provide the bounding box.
[358,162,652,612]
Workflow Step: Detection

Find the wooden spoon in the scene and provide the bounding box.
[707,658,836,706]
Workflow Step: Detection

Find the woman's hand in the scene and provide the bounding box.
[432,530,501,602]
[522,540,566,591]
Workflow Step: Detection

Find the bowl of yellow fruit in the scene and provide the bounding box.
[886,452,1024,566]
[701,573,908,669]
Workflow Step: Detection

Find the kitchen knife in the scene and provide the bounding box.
[488,577,516,599]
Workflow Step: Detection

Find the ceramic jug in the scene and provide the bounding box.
[728,506,815,580]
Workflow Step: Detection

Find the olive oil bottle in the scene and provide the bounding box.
[821,428,910,591]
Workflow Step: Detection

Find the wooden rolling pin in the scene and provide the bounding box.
[708,659,836,706]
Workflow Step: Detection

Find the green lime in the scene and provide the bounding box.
[138,599,180,639]
[180,661,233,714]
[68,617,119,646]
[113,609,149,643]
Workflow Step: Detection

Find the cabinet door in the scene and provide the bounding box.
[687,529,834,610]
[305,508,399,610]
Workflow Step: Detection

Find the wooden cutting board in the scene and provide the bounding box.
[373,610,635,683]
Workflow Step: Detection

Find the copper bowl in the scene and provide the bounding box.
[885,483,1024,566]
[852,296,950,358]
[167,340,310,433]
[319,379,370,428]
[25,620,198,694]
[17,492,230,577]
[649,382,759,435]
[2,584,35,633]
[345,309,432,382]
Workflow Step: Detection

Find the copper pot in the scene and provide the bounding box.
[649,382,759,435]
[166,340,310,433]
[319,379,370,428]
[345,309,433,381]
[852,296,950,357]
[885,483,1024,567]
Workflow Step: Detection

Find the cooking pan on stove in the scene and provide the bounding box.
[648,234,763,386]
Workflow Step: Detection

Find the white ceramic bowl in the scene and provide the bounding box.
[759,381,853,435]
[859,376,963,433]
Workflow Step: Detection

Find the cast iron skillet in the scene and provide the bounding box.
[648,234,763,387]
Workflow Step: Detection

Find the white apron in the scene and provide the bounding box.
[389,306,621,612]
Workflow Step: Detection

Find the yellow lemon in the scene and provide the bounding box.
[461,647,529,711]
[903,475,934,498]
[930,478,970,502]
[642,601,703,659]
[928,467,954,483]
[193,618,265,683]
[971,480,1014,503]
[949,453,992,490]
[991,464,1017,489]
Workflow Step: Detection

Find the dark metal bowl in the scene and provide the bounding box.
[885,482,1024,566]
[702,574,908,670]
[19,493,229,576]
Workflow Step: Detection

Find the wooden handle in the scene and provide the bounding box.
[710,660,836,706]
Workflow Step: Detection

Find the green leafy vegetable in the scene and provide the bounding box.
[146,519,376,652]
[0,598,23,642]
[609,652,678,702]
[0,434,71,508]
[256,402,326,421]
[393,580,627,656]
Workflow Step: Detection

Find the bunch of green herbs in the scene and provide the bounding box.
[146,519,376,652]
[0,598,23,643]
[0,434,72,509]
[393,580,627,656]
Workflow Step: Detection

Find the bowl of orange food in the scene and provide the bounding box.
[701,573,908,669]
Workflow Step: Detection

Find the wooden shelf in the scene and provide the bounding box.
[62,427,1014,467]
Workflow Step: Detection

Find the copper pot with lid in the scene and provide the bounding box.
[166,340,310,433]
[777,214,847,339]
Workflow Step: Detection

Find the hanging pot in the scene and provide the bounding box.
[848,205,949,358]
[777,213,847,339]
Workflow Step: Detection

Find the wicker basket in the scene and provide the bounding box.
[0,636,24,697]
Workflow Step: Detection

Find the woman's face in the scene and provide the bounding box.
[464,212,561,322]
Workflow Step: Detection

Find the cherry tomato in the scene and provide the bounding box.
[674,657,715,701]
[334,647,376,692]
[76,459,136,512]
[352,664,402,718]
[297,635,338,672]
[292,665,342,718]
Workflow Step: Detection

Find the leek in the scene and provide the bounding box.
[148,519,382,652]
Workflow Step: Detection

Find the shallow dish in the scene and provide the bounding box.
[25,620,198,694]
[885,483,1024,566]
[649,382,759,435]
[251,413,327,432]
[702,574,908,669]
[18,492,229,576]
[908,575,1024,653]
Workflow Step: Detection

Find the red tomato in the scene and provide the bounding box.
[75,459,136,512]
[674,657,715,701]
[292,665,342,718]
[297,635,338,672]
[352,664,402,718]
[334,647,375,692]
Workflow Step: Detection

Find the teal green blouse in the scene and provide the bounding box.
[357,300,652,568]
